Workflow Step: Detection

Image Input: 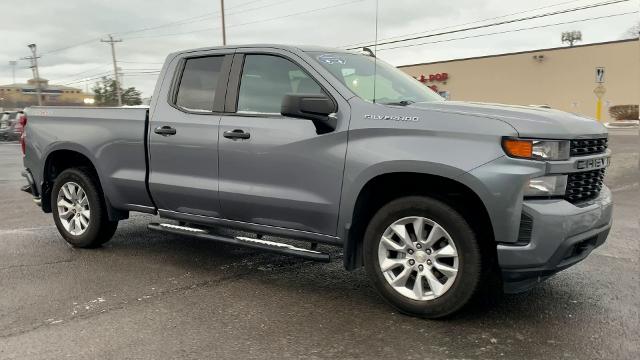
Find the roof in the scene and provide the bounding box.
[172,43,356,56]
[397,38,639,68]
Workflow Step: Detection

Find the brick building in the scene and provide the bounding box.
[0,78,94,109]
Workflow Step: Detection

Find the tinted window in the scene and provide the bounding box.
[237,55,324,114]
[175,56,224,112]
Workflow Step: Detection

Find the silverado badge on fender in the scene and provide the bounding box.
[364,114,419,122]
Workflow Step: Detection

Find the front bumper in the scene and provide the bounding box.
[498,186,613,293]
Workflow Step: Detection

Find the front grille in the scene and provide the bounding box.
[565,169,606,203]
[570,138,608,156]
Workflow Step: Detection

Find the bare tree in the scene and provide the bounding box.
[623,22,640,39]
[561,31,582,47]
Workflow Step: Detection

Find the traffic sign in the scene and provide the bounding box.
[595,67,605,83]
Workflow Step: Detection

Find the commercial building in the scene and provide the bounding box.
[0,78,94,109]
[399,38,640,122]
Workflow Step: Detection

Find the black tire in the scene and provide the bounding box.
[51,167,118,248]
[363,196,482,318]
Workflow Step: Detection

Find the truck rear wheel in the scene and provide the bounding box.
[51,167,118,248]
[363,196,482,318]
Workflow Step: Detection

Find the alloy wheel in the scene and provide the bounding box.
[378,216,459,301]
[56,182,91,236]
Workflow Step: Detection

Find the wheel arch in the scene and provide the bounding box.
[41,146,127,221]
[342,171,497,271]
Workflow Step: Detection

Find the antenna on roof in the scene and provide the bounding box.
[372,0,379,104]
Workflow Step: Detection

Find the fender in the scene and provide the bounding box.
[338,161,472,270]
[338,160,467,237]
[40,142,128,221]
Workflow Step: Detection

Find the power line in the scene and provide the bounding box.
[118,61,164,64]
[117,73,162,77]
[40,38,101,56]
[119,68,162,71]
[379,11,639,52]
[37,0,343,56]
[346,0,633,50]
[114,0,293,37]
[123,0,364,40]
[39,1,277,56]
[115,14,217,37]
[53,68,162,86]
[49,64,111,83]
[57,71,162,86]
[53,70,113,85]
[342,0,588,48]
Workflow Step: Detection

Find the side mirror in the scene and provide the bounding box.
[281,93,337,134]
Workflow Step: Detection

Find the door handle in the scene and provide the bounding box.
[154,126,177,136]
[223,129,250,139]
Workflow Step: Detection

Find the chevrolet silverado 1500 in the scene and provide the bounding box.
[21,45,612,318]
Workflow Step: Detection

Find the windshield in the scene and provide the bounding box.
[309,52,443,105]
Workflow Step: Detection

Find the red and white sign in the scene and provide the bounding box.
[418,73,449,83]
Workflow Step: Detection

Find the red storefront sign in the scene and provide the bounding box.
[418,73,449,83]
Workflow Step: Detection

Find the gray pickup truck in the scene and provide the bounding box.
[21,45,612,318]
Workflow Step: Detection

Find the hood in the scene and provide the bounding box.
[409,101,608,139]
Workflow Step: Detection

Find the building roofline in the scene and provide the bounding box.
[397,37,639,68]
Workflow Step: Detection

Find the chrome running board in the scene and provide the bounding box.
[148,223,330,262]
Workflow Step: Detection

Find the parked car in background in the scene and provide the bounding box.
[0,110,25,141]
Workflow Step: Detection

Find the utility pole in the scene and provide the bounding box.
[220,0,227,45]
[8,61,17,84]
[25,44,43,106]
[101,35,123,106]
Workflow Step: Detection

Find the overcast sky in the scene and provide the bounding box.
[1,0,638,96]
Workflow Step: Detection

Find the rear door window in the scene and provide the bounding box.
[175,56,225,112]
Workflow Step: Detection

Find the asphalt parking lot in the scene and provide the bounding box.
[0,129,638,359]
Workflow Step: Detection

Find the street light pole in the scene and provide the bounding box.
[27,44,43,106]
[101,35,123,106]
[8,61,17,84]
[220,0,227,46]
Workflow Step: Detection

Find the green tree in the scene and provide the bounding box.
[92,76,142,106]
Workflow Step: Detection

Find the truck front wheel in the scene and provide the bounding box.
[363,196,482,318]
[51,167,118,248]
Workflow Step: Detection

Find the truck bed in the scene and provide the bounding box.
[23,106,154,213]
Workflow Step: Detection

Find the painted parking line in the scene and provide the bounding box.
[0,225,56,235]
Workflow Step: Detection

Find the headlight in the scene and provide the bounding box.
[502,138,570,160]
[523,175,567,197]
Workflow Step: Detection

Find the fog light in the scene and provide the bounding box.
[524,175,567,197]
